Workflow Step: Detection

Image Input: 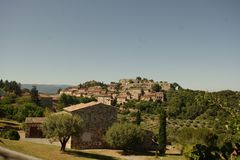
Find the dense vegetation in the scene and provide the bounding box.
[119,88,240,159]
[0,79,22,96]
[58,93,96,110]
[0,80,44,122]
[79,80,107,89]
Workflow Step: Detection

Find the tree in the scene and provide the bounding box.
[158,107,167,155]
[135,110,141,125]
[58,93,79,109]
[57,88,62,94]
[152,83,161,92]
[104,123,145,152]
[30,86,39,105]
[41,112,84,151]
[136,76,142,81]
[0,79,4,88]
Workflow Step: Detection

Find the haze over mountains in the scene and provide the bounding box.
[21,84,71,94]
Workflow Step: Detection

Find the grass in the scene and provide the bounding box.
[0,138,185,160]
[0,119,22,130]
[0,138,120,160]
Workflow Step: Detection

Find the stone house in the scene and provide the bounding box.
[128,88,143,100]
[63,102,117,149]
[97,95,114,105]
[116,95,128,104]
[141,92,164,102]
[107,83,119,92]
[87,86,106,96]
[39,94,53,107]
[159,82,172,91]
[116,92,131,104]
[60,87,79,96]
[25,117,45,138]
[73,88,87,97]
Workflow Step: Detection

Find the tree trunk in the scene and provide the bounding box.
[59,137,70,152]
[60,141,67,152]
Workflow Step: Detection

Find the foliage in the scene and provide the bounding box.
[186,144,221,160]
[59,93,79,108]
[80,80,107,89]
[30,86,40,105]
[158,108,167,155]
[1,129,20,140]
[104,123,145,151]
[0,79,21,96]
[174,127,213,145]
[0,96,16,104]
[15,96,32,104]
[58,94,96,110]
[152,83,161,92]
[229,116,240,134]
[184,133,240,160]
[41,112,84,151]
[136,101,161,114]
[78,97,97,103]
[135,110,141,125]
[165,89,238,121]
[0,102,43,122]
[136,76,142,81]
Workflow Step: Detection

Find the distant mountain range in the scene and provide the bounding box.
[21,84,71,94]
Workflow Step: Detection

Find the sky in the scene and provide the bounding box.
[0,0,240,91]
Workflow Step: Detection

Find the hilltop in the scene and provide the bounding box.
[60,77,181,105]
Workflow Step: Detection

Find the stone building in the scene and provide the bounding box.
[97,95,114,105]
[63,101,117,149]
[159,82,173,91]
[25,117,45,138]
[141,92,164,102]
[39,94,53,107]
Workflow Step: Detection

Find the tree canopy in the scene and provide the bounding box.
[30,86,39,105]
[104,123,145,151]
[41,112,84,151]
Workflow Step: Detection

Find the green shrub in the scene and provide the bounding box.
[4,129,20,140]
[176,127,213,145]
[104,123,145,151]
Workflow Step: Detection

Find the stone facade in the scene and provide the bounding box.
[97,96,113,105]
[25,117,45,138]
[63,102,117,149]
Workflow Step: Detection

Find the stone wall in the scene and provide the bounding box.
[25,123,43,138]
[71,104,117,149]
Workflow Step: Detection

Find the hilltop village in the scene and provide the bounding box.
[60,78,179,106]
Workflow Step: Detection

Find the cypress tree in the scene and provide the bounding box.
[158,107,167,155]
[136,110,141,125]
[30,86,39,105]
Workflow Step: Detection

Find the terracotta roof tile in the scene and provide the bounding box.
[63,101,105,112]
[25,117,45,124]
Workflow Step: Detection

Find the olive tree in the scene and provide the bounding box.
[104,123,145,152]
[41,112,84,151]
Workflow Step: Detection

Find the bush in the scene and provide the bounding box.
[3,129,20,140]
[0,103,43,122]
[175,127,213,145]
[104,123,145,151]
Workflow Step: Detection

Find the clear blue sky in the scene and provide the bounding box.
[0,0,240,91]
